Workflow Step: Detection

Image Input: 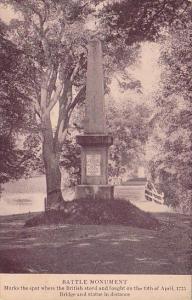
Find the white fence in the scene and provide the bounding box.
[145,182,164,205]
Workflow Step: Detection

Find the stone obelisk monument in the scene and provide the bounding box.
[76,38,114,199]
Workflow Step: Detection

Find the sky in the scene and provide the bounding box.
[110,42,160,105]
[0,4,18,22]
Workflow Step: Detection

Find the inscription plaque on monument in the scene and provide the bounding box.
[86,154,101,176]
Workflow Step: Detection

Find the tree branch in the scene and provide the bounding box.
[47,63,59,99]
[47,68,64,113]
[70,52,86,82]
[67,85,86,115]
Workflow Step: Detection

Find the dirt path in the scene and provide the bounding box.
[0,212,191,274]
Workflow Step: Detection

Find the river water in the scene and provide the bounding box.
[0,176,74,216]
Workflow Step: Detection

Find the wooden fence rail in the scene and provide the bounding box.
[145,182,164,205]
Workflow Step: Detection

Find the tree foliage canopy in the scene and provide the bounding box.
[0,22,41,183]
[146,6,192,212]
[100,0,191,44]
[108,100,150,182]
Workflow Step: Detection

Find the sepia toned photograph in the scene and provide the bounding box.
[0,0,191,282]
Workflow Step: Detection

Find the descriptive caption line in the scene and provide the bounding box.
[3,279,188,298]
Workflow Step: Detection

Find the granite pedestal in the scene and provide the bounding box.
[76,134,113,200]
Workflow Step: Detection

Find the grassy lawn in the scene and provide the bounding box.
[0,212,191,274]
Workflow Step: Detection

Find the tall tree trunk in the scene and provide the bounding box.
[42,115,65,211]
[44,150,65,210]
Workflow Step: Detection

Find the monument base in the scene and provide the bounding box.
[76,185,114,200]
